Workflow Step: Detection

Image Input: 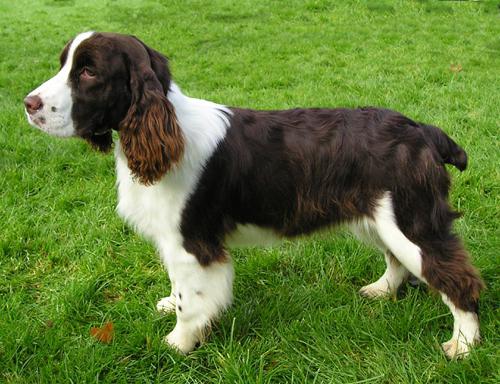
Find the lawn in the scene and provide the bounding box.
[0,0,499,383]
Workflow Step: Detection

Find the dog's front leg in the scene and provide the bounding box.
[162,247,234,353]
[156,278,177,314]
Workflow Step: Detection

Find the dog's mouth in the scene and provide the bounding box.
[25,110,76,137]
[25,110,45,128]
[32,115,46,126]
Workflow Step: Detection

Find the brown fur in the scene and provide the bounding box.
[421,236,484,312]
[119,90,184,185]
[116,35,185,185]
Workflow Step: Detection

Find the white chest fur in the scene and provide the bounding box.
[114,145,191,251]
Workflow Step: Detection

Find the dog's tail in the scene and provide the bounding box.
[423,124,468,171]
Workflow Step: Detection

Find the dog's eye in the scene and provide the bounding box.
[80,67,96,80]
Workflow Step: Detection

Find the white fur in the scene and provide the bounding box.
[371,192,425,280]
[156,295,177,314]
[115,83,233,352]
[350,207,410,298]
[225,224,281,247]
[349,217,386,251]
[165,252,233,353]
[359,250,409,298]
[25,31,94,137]
[441,294,480,358]
[156,278,177,314]
[356,193,424,293]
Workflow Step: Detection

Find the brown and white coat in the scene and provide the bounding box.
[24,32,483,358]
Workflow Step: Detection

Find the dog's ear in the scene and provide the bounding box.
[119,43,184,185]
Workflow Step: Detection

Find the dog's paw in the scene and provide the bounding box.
[441,339,468,359]
[442,310,480,359]
[156,295,176,314]
[441,335,478,359]
[359,281,391,299]
[164,325,200,354]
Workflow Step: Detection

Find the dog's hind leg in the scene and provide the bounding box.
[350,220,409,298]
[359,250,409,298]
[420,235,483,359]
[371,192,483,359]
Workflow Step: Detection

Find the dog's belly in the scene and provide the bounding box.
[225,224,282,247]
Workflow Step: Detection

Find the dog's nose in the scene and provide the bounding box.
[24,95,43,114]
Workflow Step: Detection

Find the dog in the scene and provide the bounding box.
[24,32,483,358]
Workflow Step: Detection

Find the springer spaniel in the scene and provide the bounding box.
[24,32,483,358]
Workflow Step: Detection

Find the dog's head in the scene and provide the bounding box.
[24,31,184,185]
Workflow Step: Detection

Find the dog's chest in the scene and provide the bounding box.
[114,149,190,246]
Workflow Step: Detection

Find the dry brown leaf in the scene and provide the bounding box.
[90,321,114,344]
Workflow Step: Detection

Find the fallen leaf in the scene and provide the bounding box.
[90,322,114,344]
[450,63,462,73]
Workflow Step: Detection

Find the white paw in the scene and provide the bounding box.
[164,324,200,354]
[441,334,478,359]
[156,295,176,314]
[441,339,468,359]
[359,281,391,298]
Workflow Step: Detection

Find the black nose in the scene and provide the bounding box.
[24,95,43,115]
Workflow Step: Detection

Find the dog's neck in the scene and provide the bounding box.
[166,82,231,171]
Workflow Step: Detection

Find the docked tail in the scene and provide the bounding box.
[422,124,468,171]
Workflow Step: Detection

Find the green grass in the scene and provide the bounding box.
[1,0,499,382]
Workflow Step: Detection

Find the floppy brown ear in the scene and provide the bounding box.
[119,54,184,185]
